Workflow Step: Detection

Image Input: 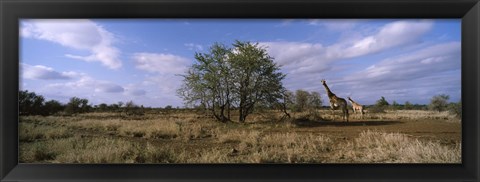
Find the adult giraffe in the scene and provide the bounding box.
[321,79,349,122]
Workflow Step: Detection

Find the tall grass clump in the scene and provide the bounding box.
[339,130,461,163]
[20,137,179,163]
[118,120,180,139]
[251,133,332,163]
[178,121,219,141]
[217,130,261,144]
[19,122,72,142]
[20,142,58,162]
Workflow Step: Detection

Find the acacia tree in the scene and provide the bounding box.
[178,43,234,122]
[229,41,286,122]
[178,41,286,123]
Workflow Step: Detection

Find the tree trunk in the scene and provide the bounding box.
[239,106,245,123]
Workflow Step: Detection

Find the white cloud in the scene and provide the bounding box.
[259,20,434,92]
[21,63,74,80]
[130,52,190,106]
[277,19,295,27]
[123,84,147,96]
[256,20,457,105]
[95,83,125,93]
[132,53,190,74]
[184,43,204,51]
[46,75,125,94]
[127,89,147,96]
[262,20,433,67]
[333,42,461,104]
[346,42,460,83]
[308,19,363,31]
[260,42,324,66]
[143,74,183,95]
[337,20,433,58]
[33,73,132,107]
[21,19,122,69]
[29,71,173,106]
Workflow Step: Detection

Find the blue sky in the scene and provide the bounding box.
[20,19,461,107]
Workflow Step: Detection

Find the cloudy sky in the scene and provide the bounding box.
[20,19,461,107]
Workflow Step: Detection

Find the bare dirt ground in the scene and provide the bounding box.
[288,119,460,145]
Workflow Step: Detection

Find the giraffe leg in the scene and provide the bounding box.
[360,108,364,119]
[345,107,349,122]
[331,109,335,121]
[344,109,347,122]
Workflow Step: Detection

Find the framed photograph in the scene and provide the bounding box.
[1,0,479,181]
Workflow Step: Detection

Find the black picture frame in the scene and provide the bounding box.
[1,0,479,181]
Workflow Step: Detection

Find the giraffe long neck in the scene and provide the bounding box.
[349,99,357,105]
[323,83,335,99]
[348,98,362,106]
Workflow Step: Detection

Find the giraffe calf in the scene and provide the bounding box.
[347,97,364,118]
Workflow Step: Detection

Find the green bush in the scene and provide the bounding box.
[368,105,387,113]
[369,96,390,113]
[124,101,145,116]
[448,101,462,118]
[429,94,450,112]
[65,97,91,115]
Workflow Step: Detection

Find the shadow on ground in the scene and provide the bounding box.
[293,119,404,127]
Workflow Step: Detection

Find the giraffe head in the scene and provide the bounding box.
[321,79,326,85]
[347,97,352,101]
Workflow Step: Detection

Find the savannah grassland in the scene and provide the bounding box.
[19,109,461,164]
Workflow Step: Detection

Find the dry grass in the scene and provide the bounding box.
[250,133,333,163]
[118,120,180,139]
[19,122,72,142]
[19,110,461,163]
[20,136,178,163]
[217,129,260,144]
[363,110,459,122]
[319,109,460,122]
[337,130,461,163]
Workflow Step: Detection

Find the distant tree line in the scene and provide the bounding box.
[19,89,461,119]
[367,94,461,118]
[19,90,152,116]
[19,90,92,116]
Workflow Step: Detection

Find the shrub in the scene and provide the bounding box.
[368,96,390,113]
[448,101,462,118]
[429,94,450,112]
[368,105,386,113]
[44,100,65,115]
[404,101,413,110]
[65,97,91,115]
[375,96,389,107]
[124,101,145,116]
